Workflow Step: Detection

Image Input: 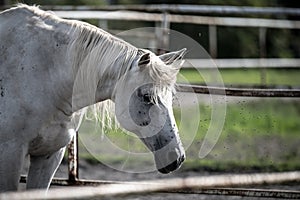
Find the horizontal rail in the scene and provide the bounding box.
[19,176,123,186]
[118,4,300,16]
[53,10,300,29]
[16,178,300,200]
[33,5,300,17]
[171,188,300,199]
[10,171,300,200]
[169,14,300,29]
[176,84,300,97]
[183,58,300,69]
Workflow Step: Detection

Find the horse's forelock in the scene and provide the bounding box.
[146,55,179,104]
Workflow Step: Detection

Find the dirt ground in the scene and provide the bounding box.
[47,159,300,200]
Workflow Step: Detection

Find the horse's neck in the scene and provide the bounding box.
[68,26,138,112]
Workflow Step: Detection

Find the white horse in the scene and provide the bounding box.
[0,5,186,192]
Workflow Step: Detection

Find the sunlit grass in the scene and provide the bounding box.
[174,100,300,171]
[178,68,300,86]
[78,99,300,172]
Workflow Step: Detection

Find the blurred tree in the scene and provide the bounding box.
[217,27,259,58]
[277,0,300,8]
[106,0,119,5]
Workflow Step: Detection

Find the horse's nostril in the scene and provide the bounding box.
[180,154,185,163]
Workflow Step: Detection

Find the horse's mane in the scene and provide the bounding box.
[67,20,140,132]
[16,4,179,133]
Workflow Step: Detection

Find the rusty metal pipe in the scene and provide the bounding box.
[67,131,78,182]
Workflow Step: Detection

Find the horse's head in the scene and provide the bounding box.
[114,48,186,173]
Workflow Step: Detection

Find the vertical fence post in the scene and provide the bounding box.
[259,27,267,86]
[155,12,170,54]
[98,19,108,30]
[68,131,79,182]
[209,25,218,58]
[161,12,170,53]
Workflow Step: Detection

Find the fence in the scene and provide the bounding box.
[56,7,300,198]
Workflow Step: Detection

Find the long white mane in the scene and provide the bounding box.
[67,21,139,132]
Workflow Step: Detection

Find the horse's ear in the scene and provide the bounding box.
[138,53,150,68]
[159,48,187,65]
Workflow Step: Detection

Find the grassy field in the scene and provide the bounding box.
[177,68,300,86]
[77,68,300,173]
[175,100,300,172]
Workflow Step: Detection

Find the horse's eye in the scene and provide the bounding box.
[143,94,151,103]
[136,88,153,104]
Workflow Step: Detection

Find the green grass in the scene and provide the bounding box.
[77,100,300,172]
[177,68,300,86]
[173,100,300,172]
[182,159,300,173]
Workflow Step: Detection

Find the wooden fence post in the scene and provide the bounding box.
[259,27,267,86]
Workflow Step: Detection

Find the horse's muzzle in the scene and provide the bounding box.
[157,154,185,174]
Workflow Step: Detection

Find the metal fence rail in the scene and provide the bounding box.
[182,58,300,69]
[24,5,300,17]
[53,10,300,29]
[176,84,300,97]
[10,171,300,200]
